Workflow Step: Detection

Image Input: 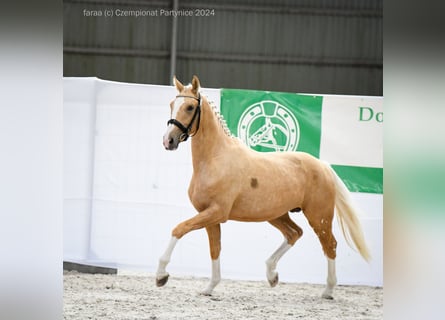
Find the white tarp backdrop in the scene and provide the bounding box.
[64,77,382,286]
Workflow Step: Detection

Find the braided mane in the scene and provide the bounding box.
[206,96,234,138]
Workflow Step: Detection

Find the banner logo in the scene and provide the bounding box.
[238,100,300,152]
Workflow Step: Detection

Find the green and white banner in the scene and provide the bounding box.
[220,89,383,194]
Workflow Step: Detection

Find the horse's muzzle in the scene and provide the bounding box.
[163,132,179,150]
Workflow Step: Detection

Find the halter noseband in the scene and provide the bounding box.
[167,93,201,142]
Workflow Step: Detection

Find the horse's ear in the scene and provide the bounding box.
[191,75,200,94]
[173,76,184,92]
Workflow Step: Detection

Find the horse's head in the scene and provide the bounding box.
[163,75,202,150]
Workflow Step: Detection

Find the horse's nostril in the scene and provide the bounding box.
[169,137,174,145]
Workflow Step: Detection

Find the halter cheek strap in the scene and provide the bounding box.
[167,93,201,142]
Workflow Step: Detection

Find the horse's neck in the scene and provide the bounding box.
[191,99,232,169]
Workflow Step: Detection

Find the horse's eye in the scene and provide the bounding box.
[187,105,194,112]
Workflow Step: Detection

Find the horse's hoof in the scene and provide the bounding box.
[156,274,169,287]
[268,273,279,287]
[321,292,334,300]
[199,290,212,296]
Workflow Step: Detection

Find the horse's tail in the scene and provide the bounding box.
[328,165,371,262]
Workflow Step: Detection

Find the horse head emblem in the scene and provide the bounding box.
[238,100,300,152]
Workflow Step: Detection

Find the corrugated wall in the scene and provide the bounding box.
[64,0,382,95]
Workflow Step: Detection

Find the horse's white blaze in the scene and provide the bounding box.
[172,97,184,119]
[201,257,221,295]
[163,97,185,147]
[156,236,178,278]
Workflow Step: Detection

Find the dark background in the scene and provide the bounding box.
[64,0,382,95]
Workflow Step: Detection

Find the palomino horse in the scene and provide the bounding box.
[157,75,371,299]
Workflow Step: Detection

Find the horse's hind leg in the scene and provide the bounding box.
[323,258,337,299]
[266,213,303,287]
[304,207,338,299]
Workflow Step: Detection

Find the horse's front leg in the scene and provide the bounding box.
[201,224,221,295]
[155,236,178,287]
[155,205,223,288]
